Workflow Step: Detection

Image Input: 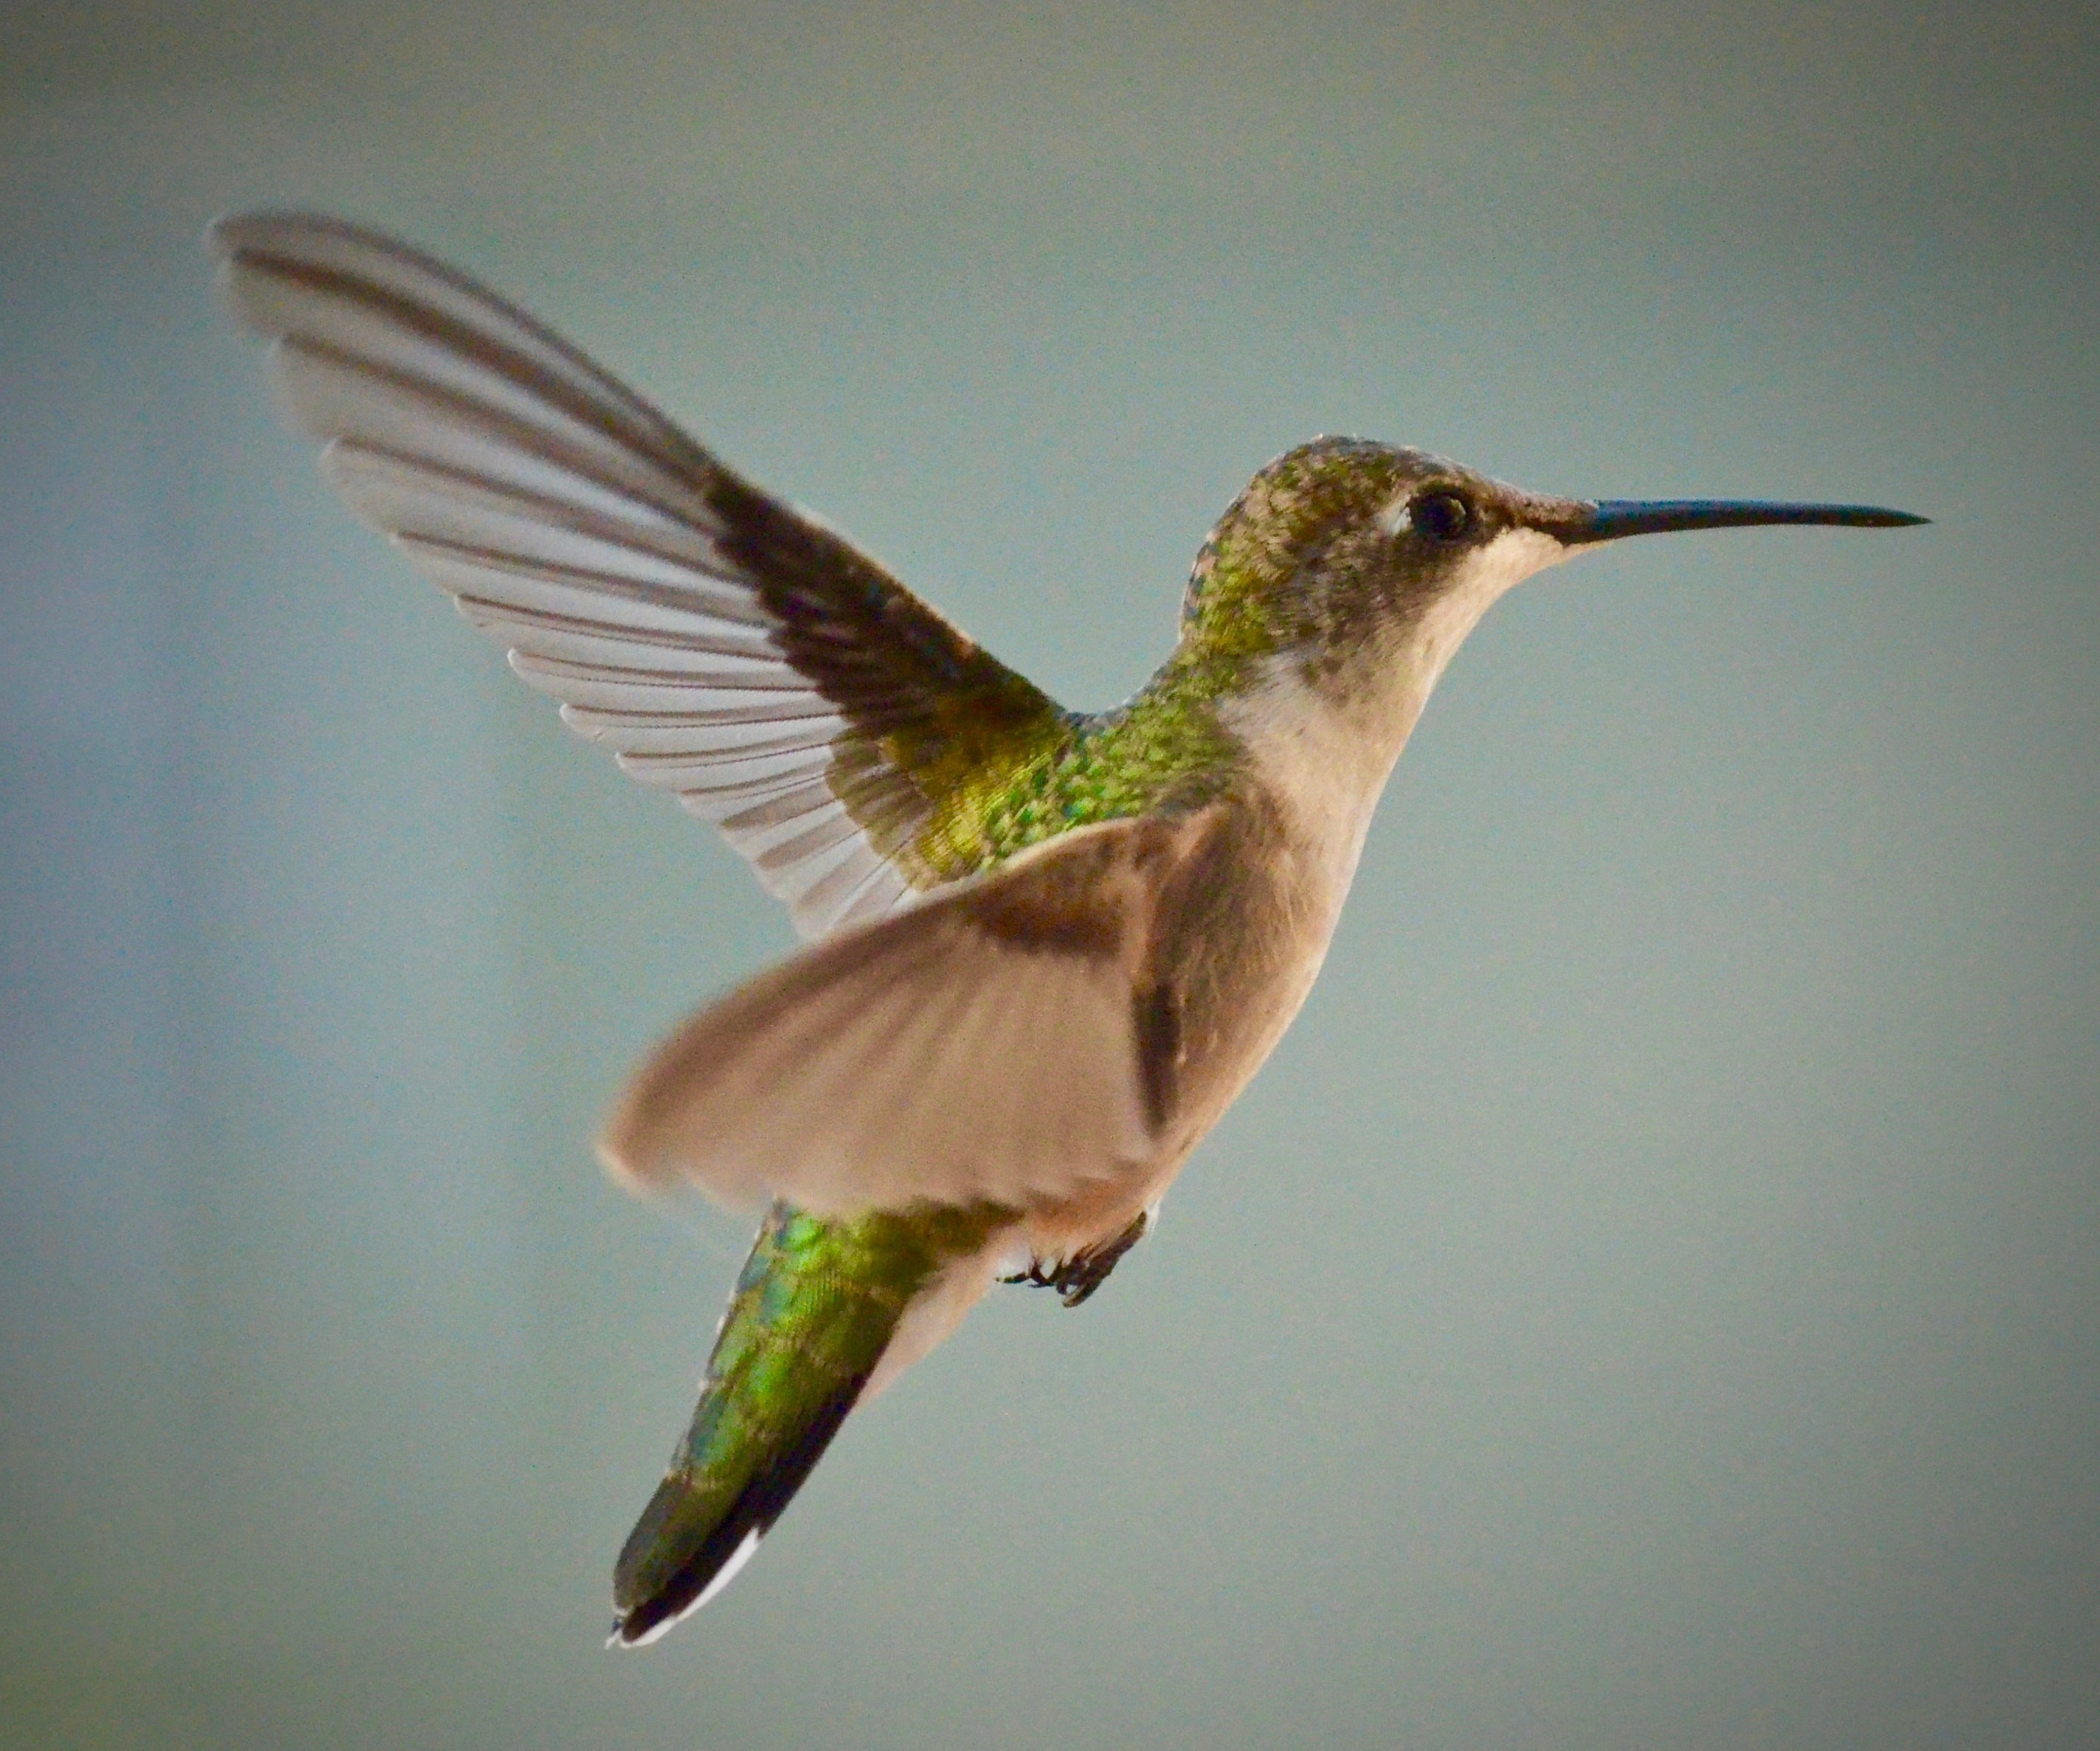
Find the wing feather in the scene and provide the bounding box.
[213,211,1067,939]
[601,813,1214,1215]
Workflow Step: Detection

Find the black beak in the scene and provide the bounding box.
[1539,497,1928,544]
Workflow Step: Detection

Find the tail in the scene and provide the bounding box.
[609,1201,1005,1646]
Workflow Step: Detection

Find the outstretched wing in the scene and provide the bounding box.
[212,212,1064,938]
[602,811,1219,1216]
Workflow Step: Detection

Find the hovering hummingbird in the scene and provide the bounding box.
[212,212,1924,1646]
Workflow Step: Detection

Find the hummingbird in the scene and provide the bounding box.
[211,212,1924,1647]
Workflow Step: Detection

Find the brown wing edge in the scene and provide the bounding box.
[210,210,1074,923]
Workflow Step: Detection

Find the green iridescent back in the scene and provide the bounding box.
[895,439,1418,885]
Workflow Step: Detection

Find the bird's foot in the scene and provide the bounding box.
[1001,1211,1150,1308]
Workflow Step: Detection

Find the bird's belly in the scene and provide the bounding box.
[1028,802,1354,1256]
[876,883,1342,1391]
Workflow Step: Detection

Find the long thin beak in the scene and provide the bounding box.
[1536,497,1928,545]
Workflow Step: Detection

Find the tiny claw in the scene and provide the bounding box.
[999,1211,1151,1308]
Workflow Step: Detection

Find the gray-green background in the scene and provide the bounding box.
[4,4,2095,1745]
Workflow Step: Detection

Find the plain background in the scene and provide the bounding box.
[3,4,2095,1746]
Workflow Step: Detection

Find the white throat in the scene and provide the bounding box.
[1221,525,1574,898]
[1408,524,1571,698]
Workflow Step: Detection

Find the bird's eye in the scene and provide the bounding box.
[1412,490,1472,541]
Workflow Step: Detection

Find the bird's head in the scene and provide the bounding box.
[1178,437,1921,708]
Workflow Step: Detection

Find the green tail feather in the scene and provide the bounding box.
[610,1200,1006,1645]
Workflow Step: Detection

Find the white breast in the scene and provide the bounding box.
[1219,524,1572,929]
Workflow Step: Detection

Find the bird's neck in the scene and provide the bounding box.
[1162,554,1530,891]
[1208,648,1428,902]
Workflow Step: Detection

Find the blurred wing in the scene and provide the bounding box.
[212,211,1063,938]
[601,812,1213,1215]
